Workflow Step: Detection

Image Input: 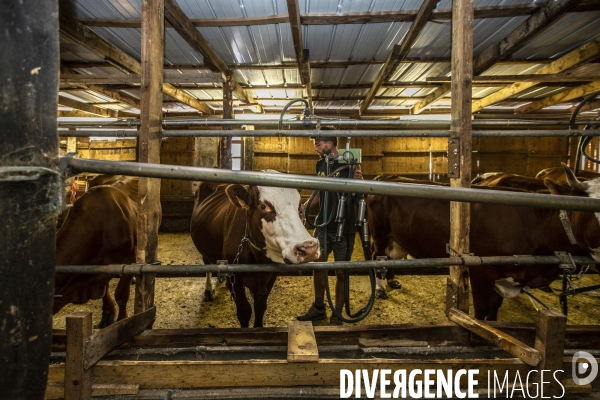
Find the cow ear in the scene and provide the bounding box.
[225,184,252,208]
[544,179,580,196]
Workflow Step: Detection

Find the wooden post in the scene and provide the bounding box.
[64,312,92,400]
[135,0,163,315]
[0,0,58,397]
[220,70,234,169]
[446,0,474,315]
[534,309,567,397]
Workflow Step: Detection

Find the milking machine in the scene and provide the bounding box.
[281,99,376,323]
[557,91,600,315]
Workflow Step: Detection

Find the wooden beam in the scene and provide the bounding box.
[58,109,107,118]
[58,96,118,117]
[60,73,222,85]
[135,0,163,316]
[64,312,92,400]
[360,0,438,115]
[412,0,579,114]
[534,309,567,397]
[84,307,156,369]
[162,0,256,106]
[516,81,600,113]
[76,2,600,28]
[446,0,472,314]
[81,84,141,108]
[287,321,319,362]
[48,359,532,389]
[164,0,225,73]
[60,12,141,74]
[428,74,600,83]
[220,71,234,170]
[475,0,579,74]
[64,58,558,71]
[449,309,542,367]
[59,12,213,114]
[473,37,600,112]
[286,0,312,109]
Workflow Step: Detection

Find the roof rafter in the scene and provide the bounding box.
[58,96,121,118]
[76,1,599,28]
[286,0,312,109]
[411,0,580,114]
[360,0,438,115]
[163,0,257,108]
[59,12,213,114]
[473,37,600,112]
[516,81,600,113]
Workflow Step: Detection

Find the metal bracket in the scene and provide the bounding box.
[0,166,64,214]
[376,256,388,279]
[216,260,231,282]
[57,152,79,179]
[447,138,460,178]
[555,251,577,274]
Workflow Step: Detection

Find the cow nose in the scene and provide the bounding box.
[293,240,319,260]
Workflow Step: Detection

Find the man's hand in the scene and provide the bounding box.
[353,166,363,180]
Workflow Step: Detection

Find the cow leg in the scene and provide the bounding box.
[204,272,216,301]
[376,277,388,299]
[229,280,252,328]
[114,275,133,321]
[469,267,499,321]
[99,283,117,328]
[486,291,504,321]
[252,274,278,328]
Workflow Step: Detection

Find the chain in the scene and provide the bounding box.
[228,234,250,303]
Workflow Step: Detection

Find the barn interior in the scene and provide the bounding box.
[3,0,600,398]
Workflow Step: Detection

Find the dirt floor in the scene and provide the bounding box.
[53,232,600,329]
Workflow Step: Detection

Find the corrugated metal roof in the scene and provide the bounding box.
[57,0,600,116]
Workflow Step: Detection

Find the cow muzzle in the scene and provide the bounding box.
[291,239,320,263]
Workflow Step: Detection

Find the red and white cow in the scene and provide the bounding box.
[191,177,319,327]
[368,165,600,320]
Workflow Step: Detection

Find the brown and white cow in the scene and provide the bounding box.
[367,165,600,320]
[54,176,142,327]
[536,166,600,185]
[190,179,319,327]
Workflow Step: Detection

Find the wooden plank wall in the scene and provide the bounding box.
[252,136,569,179]
[160,137,195,199]
[59,137,137,161]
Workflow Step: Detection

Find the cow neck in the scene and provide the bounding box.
[559,209,579,246]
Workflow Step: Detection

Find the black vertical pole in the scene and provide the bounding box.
[0,1,59,398]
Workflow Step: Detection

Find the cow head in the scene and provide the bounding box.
[543,163,600,260]
[225,183,320,264]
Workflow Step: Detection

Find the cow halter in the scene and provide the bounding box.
[232,221,262,264]
[559,209,579,246]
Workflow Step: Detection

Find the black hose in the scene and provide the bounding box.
[570,91,600,174]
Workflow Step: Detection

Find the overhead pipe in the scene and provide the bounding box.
[62,157,600,212]
[57,129,600,138]
[56,118,600,128]
[55,254,599,276]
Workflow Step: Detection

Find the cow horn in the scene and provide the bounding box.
[561,162,588,191]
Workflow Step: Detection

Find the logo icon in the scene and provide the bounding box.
[572,351,598,385]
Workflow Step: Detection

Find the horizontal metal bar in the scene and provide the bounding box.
[57,129,600,138]
[55,254,598,275]
[64,158,600,211]
[57,118,600,128]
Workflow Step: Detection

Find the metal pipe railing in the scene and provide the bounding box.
[57,118,600,128]
[64,158,600,212]
[57,129,600,138]
[54,254,599,276]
